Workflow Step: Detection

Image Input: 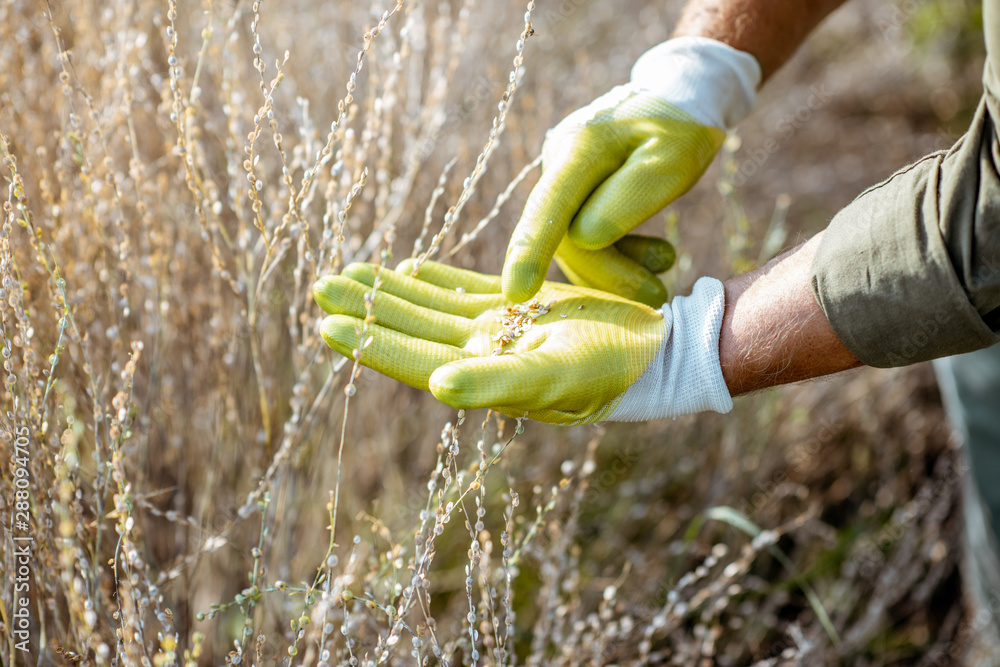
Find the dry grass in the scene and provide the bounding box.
[0,0,979,665]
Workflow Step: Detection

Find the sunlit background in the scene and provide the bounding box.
[0,0,985,663]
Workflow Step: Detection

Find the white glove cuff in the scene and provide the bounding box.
[631,36,761,129]
[607,277,734,421]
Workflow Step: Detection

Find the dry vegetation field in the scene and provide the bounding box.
[0,0,986,664]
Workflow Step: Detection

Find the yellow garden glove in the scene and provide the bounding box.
[503,37,761,307]
[314,260,733,425]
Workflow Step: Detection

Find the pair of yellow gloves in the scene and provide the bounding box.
[315,37,761,424]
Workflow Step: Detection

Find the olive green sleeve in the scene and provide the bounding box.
[810,0,1000,368]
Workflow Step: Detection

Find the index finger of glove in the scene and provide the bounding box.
[502,140,622,303]
[341,262,504,318]
[313,274,472,347]
[321,315,470,391]
[395,258,503,295]
[427,352,578,415]
[428,346,627,425]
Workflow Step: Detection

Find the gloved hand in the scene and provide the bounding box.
[503,36,761,307]
[314,259,733,425]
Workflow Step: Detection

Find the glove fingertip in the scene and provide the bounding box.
[567,214,624,250]
[313,275,352,314]
[341,262,377,282]
[319,314,360,357]
[633,277,670,309]
[312,276,336,309]
[615,236,676,274]
[429,364,477,409]
[501,258,546,303]
[395,257,418,275]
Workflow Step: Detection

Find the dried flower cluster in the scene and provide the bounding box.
[491,300,551,355]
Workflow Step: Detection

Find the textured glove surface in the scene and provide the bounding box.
[606,276,733,420]
[502,36,761,307]
[314,260,665,425]
[503,94,723,307]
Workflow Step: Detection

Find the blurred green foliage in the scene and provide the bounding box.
[908,0,985,61]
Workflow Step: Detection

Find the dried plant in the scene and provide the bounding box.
[0,0,972,665]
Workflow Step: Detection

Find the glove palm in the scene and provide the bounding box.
[314,259,664,424]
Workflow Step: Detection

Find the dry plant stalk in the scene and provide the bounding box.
[0,0,967,665]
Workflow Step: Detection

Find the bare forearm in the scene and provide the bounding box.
[672,0,848,81]
[719,233,863,396]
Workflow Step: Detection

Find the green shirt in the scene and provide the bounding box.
[811,0,1000,367]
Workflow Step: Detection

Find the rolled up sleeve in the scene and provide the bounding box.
[810,0,1000,367]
